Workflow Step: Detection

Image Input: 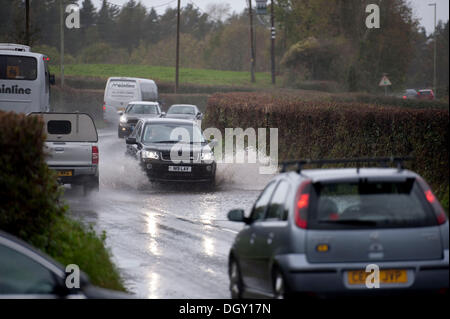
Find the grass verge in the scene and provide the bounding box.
[45,214,126,292]
[50,64,272,88]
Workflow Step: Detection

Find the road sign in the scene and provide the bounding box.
[255,0,268,15]
[379,75,392,86]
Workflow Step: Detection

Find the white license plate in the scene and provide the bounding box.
[168,166,191,172]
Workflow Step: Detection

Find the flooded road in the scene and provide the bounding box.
[63,128,273,298]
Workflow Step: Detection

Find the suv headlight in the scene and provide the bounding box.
[201,152,214,161]
[141,150,159,160]
[120,116,127,123]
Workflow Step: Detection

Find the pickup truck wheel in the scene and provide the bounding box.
[83,176,99,196]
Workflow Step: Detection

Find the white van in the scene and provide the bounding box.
[103,77,158,121]
[0,43,55,114]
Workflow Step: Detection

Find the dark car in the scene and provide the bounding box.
[227,158,449,299]
[417,89,435,100]
[401,89,419,100]
[165,104,203,122]
[118,101,163,138]
[125,118,216,184]
[0,231,130,299]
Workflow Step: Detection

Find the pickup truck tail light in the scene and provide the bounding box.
[92,146,99,164]
[295,179,312,229]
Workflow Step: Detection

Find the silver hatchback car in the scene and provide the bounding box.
[227,158,449,299]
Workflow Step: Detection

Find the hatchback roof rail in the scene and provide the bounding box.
[280,156,413,174]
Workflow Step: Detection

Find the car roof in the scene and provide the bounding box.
[169,104,197,108]
[140,117,199,126]
[281,168,418,183]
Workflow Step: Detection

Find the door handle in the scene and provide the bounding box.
[250,233,256,245]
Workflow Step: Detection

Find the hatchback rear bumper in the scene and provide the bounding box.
[276,249,449,297]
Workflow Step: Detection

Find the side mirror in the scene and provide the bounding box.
[227,209,246,223]
[161,112,166,117]
[118,111,124,116]
[49,74,56,85]
[126,137,137,145]
[196,112,202,119]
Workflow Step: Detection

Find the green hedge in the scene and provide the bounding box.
[204,93,449,210]
[51,86,104,121]
[0,111,125,291]
[0,112,65,247]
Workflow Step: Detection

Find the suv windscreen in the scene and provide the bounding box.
[142,123,205,144]
[308,178,436,229]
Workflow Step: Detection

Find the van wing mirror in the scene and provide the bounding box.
[49,74,56,85]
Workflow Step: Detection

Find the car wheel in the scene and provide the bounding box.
[272,268,286,299]
[229,258,243,299]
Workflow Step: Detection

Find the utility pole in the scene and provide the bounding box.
[60,0,65,88]
[248,0,255,83]
[25,0,30,46]
[428,3,437,98]
[175,0,181,93]
[270,0,275,85]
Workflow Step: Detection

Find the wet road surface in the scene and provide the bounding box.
[63,127,273,298]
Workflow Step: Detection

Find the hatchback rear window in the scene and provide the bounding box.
[47,120,71,135]
[308,178,436,229]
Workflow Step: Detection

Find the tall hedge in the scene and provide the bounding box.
[204,93,449,209]
[0,111,66,247]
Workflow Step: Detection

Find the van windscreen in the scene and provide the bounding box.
[0,55,37,80]
[108,80,137,100]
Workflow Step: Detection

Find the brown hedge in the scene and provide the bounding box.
[0,111,66,247]
[204,92,449,209]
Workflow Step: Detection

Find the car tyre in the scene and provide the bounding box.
[272,268,287,299]
[229,258,243,299]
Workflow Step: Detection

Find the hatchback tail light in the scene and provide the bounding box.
[295,180,312,229]
[418,178,447,225]
[103,102,106,111]
[92,146,99,164]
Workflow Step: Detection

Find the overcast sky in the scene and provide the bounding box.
[90,0,449,34]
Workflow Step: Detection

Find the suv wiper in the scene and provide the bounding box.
[318,219,378,226]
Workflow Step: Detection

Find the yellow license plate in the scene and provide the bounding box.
[348,269,408,285]
[57,170,72,177]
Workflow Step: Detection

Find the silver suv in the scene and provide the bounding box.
[32,112,99,196]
